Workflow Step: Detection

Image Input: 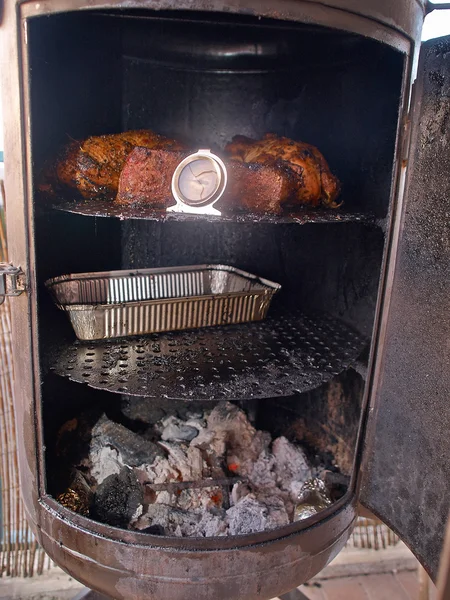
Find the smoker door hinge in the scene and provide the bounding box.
[0,263,26,305]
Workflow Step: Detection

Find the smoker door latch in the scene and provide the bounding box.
[0,263,26,305]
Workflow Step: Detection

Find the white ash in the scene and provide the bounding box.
[134,504,228,538]
[226,494,290,535]
[185,417,207,431]
[134,503,199,537]
[272,436,312,491]
[158,442,204,482]
[207,402,255,442]
[248,447,276,485]
[159,415,200,443]
[90,445,124,485]
[87,402,324,537]
[231,481,251,506]
[137,454,180,486]
[198,510,229,537]
[191,427,227,457]
[89,414,164,484]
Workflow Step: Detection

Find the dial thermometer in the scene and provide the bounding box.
[168,149,227,215]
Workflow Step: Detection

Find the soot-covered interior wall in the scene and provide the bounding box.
[121,220,384,337]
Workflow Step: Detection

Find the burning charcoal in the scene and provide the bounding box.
[226,494,289,535]
[294,478,332,522]
[90,414,164,470]
[62,399,339,537]
[200,402,272,477]
[161,485,226,512]
[138,442,221,512]
[92,467,143,529]
[160,416,199,443]
[227,430,273,480]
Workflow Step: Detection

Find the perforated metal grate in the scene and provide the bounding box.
[50,310,367,400]
[54,200,374,226]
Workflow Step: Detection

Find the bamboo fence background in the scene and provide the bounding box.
[0,196,51,577]
[350,516,399,550]
[0,194,396,578]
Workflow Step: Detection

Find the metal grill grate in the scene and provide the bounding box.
[54,200,374,226]
[50,310,367,400]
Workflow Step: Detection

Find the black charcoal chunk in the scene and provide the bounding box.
[92,415,164,467]
[92,468,143,528]
[121,396,167,425]
[140,524,166,535]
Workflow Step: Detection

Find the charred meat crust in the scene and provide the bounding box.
[39,130,185,199]
[116,146,337,215]
[225,132,341,209]
[117,147,300,215]
[39,130,341,214]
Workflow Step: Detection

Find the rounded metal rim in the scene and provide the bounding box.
[41,488,355,551]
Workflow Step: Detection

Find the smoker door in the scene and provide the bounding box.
[359,35,450,581]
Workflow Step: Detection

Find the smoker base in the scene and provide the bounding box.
[74,586,310,599]
[31,494,357,600]
[73,590,111,600]
[279,591,310,600]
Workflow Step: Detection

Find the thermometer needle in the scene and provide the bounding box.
[188,164,217,200]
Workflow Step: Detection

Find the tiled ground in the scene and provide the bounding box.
[298,570,436,599]
[0,570,436,600]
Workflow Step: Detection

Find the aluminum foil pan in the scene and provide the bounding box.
[45,265,281,341]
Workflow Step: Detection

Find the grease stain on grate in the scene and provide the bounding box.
[51,310,367,400]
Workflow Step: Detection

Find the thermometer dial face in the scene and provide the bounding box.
[171,150,227,211]
[178,157,220,206]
